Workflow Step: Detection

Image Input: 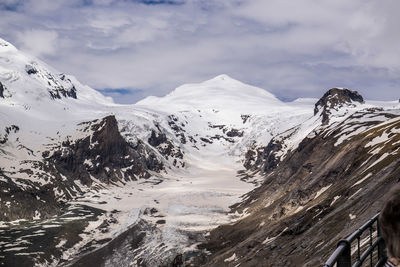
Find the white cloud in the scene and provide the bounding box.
[16,30,58,57]
[0,0,398,103]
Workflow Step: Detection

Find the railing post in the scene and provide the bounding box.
[370,227,373,266]
[337,240,351,267]
[377,219,387,263]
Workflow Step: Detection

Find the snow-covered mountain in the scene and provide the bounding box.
[0,37,399,266]
[138,74,284,112]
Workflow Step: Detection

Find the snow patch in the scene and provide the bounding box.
[330,196,341,206]
[314,184,332,199]
[224,253,238,262]
[366,131,390,148]
[33,210,41,220]
[352,173,372,187]
[262,227,288,245]
[367,153,389,170]
[349,188,363,199]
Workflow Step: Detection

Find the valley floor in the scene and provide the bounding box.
[0,157,258,266]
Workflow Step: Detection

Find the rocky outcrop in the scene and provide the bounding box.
[0,116,167,222]
[25,64,38,75]
[45,115,164,185]
[167,115,187,144]
[26,63,78,100]
[48,85,77,99]
[0,173,64,221]
[54,74,77,99]
[0,125,19,144]
[244,138,283,172]
[260,138,283,172]
[314,88,364,124]
[0,81,5,98]
[148,129,184,167]
[226,128,243,138]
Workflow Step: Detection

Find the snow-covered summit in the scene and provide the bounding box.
[137,74,284,112]
[0,37,111,108]
[0,38,18,53]
[314,88,364,124]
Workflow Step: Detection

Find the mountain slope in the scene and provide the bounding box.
[192,93,400,266]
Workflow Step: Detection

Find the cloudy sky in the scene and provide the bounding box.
[0,0,399,103]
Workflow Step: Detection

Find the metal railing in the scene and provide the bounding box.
[323,213,387,267]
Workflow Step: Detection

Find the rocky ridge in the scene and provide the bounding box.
[314,88,364,124]
[45,115,164,185]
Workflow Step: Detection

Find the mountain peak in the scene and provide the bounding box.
[314,88,364,124]
[0,37,111,107]
[0,37,17,53]
[205,74,238,83]
[137,75,283,112]
[198,74,252,89]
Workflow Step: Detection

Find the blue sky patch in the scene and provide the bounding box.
[96,88,136,95]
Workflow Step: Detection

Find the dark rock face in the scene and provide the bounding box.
[0,174,63,221]
[226,129,243,138]
[168,115,187,144]
[194,110,400,267]
[261,139,283,172]
[148,129,184,167]
[58,74,78,99]
[0,153,79,221]
[46,115,164,185]
[25,64,38,75]
[26,64,78,100]
[314,88,364,124]
[244,138,283,172]
[0,125,19,144]
[0,81,5,98]
[200,137,212,144]
[48,83,77,100]
[205,124,241,144]
[241,114,251,124]
[49,85,77,99]
[148,129,168,147]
